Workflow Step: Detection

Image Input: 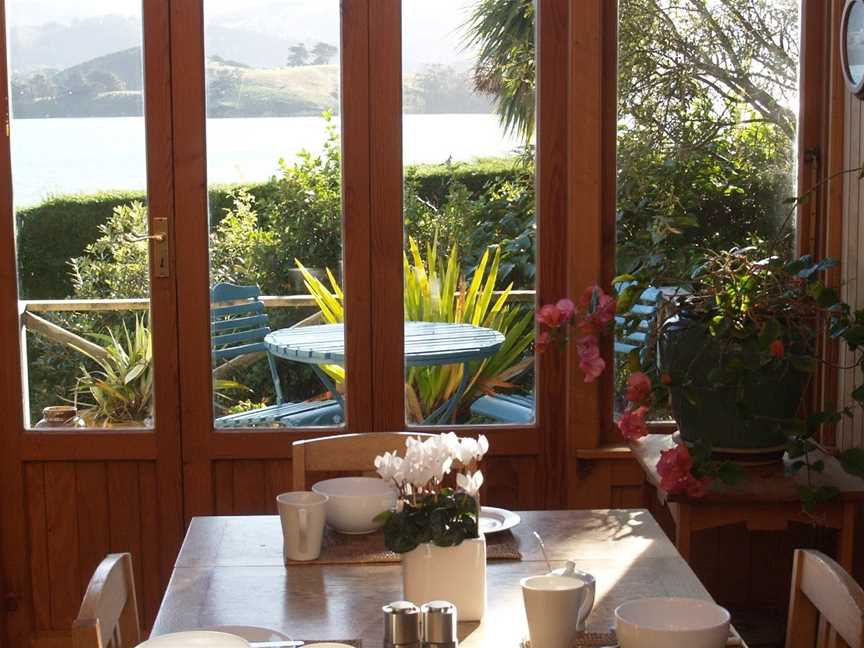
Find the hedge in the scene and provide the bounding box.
[16,159,519,300]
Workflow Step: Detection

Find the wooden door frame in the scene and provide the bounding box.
[367,0,612,509]
[0,2,184,645]
[171,0,377,519]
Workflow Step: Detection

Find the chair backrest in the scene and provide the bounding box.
[211,282,282,403]
[785,549,864,648]
[72,553,140,648]
[292,432,436,489]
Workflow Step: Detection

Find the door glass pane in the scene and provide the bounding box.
[204,0,345,429]
[402,0,536,427]
[8,0,154,429]
[614,1,801,419]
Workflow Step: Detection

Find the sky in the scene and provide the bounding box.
[7,0,480,70]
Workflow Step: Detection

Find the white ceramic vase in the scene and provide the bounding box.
[401,534,487,621]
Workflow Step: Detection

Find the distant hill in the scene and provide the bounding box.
[11,47,492,119]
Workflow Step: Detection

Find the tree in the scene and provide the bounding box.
[463,0,535,140]
[287,43,310,67]
[311,42,338,65]
[464,0,798,141]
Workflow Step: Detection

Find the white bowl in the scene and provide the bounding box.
[312,477,397,534]
[137,631,250,648]
[614,597,730,648]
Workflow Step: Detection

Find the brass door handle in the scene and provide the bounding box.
[123,217,170,277]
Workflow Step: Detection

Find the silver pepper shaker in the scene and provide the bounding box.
[383,600,421,648]
[421,600,458,648]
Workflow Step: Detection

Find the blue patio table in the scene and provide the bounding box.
[264,321,505,424]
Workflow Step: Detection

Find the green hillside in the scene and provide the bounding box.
[11,47,490,119]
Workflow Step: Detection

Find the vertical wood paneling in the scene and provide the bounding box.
[842,79,864,450]
[107,463,143,623]
[74,463,110,595]
[43,464,80,630]
[232,460,268,513]
[24,463,50,632]
[25,461,168,638]
[138,462,161,626]
[264,460,293,512]
[213,461,235,514]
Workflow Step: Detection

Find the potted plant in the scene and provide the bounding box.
[373,432,489,620]
[537,250,864,508]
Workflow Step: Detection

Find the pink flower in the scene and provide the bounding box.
[617,406,648,441]
[535,330,551,354]
[536,303,565,328]
[657,443,710,497]
[625,372,652,403]
[556,298,576,322]
[576,335,606,382]
[770,339,785,360]
[580,286,617,327]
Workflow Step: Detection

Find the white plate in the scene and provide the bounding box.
[139,631,251,647]
[479,506,520,534]
[202,627,291,642]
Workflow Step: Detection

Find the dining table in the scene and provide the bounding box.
[150,509,746,647]
[264,321,506,424]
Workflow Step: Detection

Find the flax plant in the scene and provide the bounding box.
[297,237,534,423]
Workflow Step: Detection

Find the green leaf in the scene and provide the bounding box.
[716,462,745,486]
[839,448,864,479]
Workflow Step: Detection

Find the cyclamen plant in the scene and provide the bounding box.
[373,432,489,553]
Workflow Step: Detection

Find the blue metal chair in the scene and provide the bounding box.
[211,283,343,428]
[469,287,664,424]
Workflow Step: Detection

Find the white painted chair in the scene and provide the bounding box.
[72,553,140,648]
[785,549,864,648]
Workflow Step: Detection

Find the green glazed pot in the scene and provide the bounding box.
[658,312,804,453]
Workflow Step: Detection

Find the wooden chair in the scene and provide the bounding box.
[71,553,140,648]
[785,549,864,648]
[292,432,435,489]
[211,282,342,428]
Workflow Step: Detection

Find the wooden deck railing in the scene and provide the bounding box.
[19,290,537,368]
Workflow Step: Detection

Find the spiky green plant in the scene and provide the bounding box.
[297,238,534,423]
[72,315,154,425]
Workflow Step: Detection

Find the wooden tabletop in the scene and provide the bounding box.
[264,321,505,366]
[151,510,729,647]
[631,434,864,503]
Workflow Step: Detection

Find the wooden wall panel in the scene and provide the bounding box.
[840,85,864,450]
[24,461,169,640]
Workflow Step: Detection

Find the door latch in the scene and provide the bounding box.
[150,217,169,278]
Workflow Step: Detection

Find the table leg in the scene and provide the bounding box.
[310,365,346,411]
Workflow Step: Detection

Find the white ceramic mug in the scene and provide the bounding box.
[276,491,329,562]
[521,566,596,648]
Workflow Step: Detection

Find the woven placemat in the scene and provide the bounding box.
[288,528,521,565]
[521,631,616,647]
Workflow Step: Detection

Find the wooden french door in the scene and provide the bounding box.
[0,0,611,645]
[0,2,183,647]
[167,0,610,518]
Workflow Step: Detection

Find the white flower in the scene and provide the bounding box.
[374,451,403,483]
[457,437,478,465]
[457,470,484,497]
[476,434,489,462]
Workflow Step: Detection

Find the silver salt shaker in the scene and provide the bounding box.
[383,600,421,648]
[421,600,458,648]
